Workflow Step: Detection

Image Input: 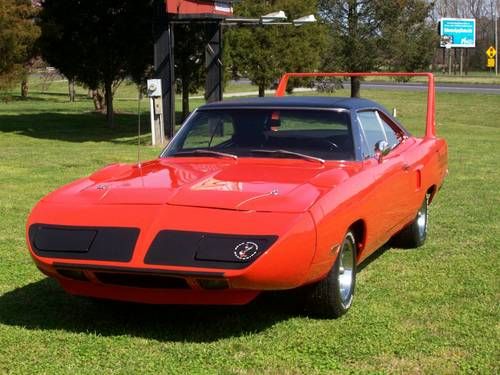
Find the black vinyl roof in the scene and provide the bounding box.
[200,96,386,111]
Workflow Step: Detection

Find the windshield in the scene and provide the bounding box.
[163,108,354,161]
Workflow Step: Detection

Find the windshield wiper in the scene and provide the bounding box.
[173,150,238,160]
[250,149,325,164]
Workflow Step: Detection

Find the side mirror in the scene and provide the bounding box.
[374,140,390,162]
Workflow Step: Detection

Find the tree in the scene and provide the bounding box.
[319,0,436,97]
[38,0,154,128]
[0,0,39,94]
[226,0,328,97]
[380,2,438,76]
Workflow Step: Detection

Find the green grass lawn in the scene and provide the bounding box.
[0,82,499,374]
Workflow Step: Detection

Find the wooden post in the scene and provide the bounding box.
[205,22,223,103]
[448,49,452,75]
[153,0,175,141]
[460,49,463,76]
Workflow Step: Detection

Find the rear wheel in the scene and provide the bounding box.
[304,231,357,318]
[393,195,429,248]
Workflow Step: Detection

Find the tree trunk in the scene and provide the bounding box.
[21,80,28,98]
[350,76,361,98]
[68,79,76,102]
[258,84,265,97]
[92,90,104,111]
[347,0,360,99]
[182,79,190,122]
[104,81,115,128]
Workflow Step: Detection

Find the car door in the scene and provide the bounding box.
[375,111,421,224]
[357,110,413,249]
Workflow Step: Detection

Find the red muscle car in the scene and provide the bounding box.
[26,72,447,318]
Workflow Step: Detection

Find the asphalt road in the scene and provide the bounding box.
[345,81,500,94]
[229,79,500,95]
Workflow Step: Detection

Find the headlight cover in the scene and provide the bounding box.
[145,230,278,270]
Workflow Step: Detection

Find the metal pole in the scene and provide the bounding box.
[496,1,498,75]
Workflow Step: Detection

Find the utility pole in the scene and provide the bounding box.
[496,0,498,75]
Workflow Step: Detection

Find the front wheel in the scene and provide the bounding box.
[304,231,357,318]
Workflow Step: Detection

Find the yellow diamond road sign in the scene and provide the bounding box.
[486,46,496,58]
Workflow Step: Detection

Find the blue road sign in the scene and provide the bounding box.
[440,18,476,48]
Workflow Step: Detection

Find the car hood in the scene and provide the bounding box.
[43,158,361,213]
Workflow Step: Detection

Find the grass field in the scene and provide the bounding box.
[0,81,499,374]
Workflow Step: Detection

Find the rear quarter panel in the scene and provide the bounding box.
[403,136,448,209]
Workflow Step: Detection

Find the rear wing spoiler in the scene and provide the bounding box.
[275,72,436,138]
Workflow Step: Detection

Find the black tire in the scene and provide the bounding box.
[393,195,429,248]
[304,231,357,319]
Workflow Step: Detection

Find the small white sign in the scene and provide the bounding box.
[146,79,162,98]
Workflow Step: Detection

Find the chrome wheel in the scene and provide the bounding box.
[338,234,355,307]
[416,198,428,239]
[304,230,357,318]
[392,194,430,248]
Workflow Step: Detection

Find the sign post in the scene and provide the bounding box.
[495,4,498,76]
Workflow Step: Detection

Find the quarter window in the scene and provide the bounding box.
[357,110,401,158]
[378,115,400,148]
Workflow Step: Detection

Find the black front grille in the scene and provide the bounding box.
[94,272,190,289]
[29,224,140,262]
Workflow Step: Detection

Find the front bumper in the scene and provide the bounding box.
[27,202,317,304]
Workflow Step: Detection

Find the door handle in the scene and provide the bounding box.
[402,163,411,171]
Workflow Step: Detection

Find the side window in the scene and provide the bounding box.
[182,114,234,149]
[357,111,385,158]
